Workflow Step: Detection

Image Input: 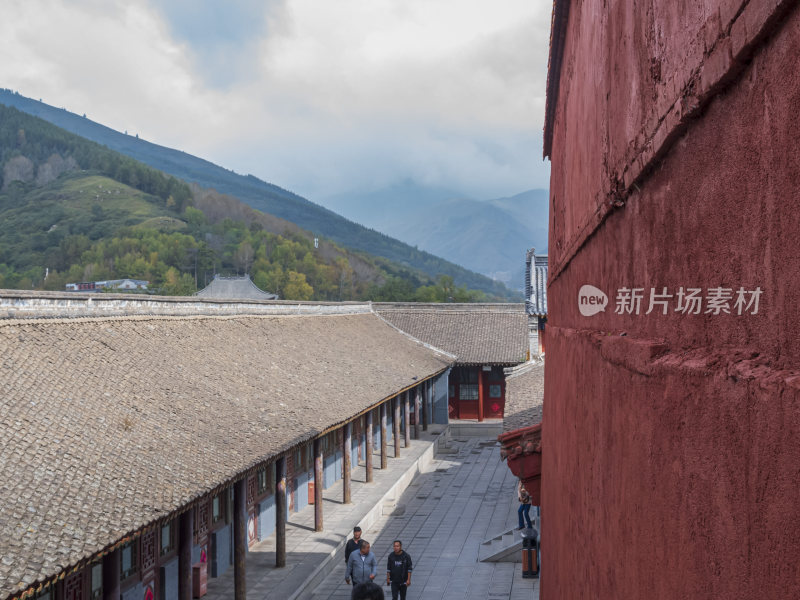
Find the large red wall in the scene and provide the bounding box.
[543,1,800,598]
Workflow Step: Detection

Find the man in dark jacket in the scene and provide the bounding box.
[385,540,412,600]
[345,527,363,563]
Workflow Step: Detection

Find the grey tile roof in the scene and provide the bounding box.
[0,312,451,599]
[195,275,278,300]
[502,361,544,433]
[374,303,528,365]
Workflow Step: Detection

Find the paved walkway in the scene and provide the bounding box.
[310,435,539,600]
[203,425,448,600]
[202,425,538,600]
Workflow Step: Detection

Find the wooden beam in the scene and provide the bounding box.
[102,549,120,600]
[178,509,193,600]
[314,438,324,531]
[275,457,287,568]
[393,395,401,458]
[380,402,388,469]
[366,410,374,483]
[233,479,247,600]
[404,392,411,448]
[343,422,352,504]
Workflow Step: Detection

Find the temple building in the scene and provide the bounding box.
[375,303,529,421]
[194,275,278,300]
[0,290,535,600]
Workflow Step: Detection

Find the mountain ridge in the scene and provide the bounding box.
[0,89,514,298]
[321,183,549,289]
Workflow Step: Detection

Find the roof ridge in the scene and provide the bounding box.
[372,309,458,361]
[0,311,369,329]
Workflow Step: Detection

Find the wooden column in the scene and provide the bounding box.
[393,395,401,458]
[422,381,429,431]
[431,379,436,425]
[314,438,324,531]
[178,509,194,600]
[404,392,411,448]
[343,422,352,504]
[233,479,247,600]
[102,548,120,600]
[414,386,421,439]
[275,457,287,568]
[478,368,485,422]
[366,410,374,483]
[380,402,388,469]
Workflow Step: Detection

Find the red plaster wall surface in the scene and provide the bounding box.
[544,2,800,599]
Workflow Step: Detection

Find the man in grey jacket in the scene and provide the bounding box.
[345,540,377,587]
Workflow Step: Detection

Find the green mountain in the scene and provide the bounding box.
[0,104,499,302]
[0,88,515,298]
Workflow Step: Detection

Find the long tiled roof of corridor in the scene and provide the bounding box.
[0,305,452,599]
[374,302,528,365]
[503,360,545,432]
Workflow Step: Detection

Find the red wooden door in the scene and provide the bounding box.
[484,379,506,418]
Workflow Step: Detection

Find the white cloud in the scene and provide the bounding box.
[0,0,551,200]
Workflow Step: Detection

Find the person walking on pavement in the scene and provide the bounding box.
[386,540,412,600]
[346,540,377,587]
[345,526,363,563]
[517,480,533,530]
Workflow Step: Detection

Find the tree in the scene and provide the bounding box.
[234,241,254,274]
[283,270,313,300]
[162,266,195,295]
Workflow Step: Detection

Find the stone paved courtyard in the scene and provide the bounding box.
[309,435,539,600]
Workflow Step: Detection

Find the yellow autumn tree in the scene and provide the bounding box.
[283,270,313,300]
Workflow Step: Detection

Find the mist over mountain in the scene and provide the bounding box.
[0,89,515,298]
[322,184,549,289]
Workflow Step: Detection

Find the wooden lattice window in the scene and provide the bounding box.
[64,572,83,600]
[247,475,256,506]
[194,501,209,543]
[459,368,480,400]
[140,529,157,575]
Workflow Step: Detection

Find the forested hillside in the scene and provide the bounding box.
[0,89,515,298]
[0,105,495,302]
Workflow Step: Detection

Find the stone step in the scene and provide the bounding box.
[479,529,522,563]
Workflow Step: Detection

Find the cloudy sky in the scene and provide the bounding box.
[1,0,552,203]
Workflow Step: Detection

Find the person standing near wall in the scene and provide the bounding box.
[517,480,533,530]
